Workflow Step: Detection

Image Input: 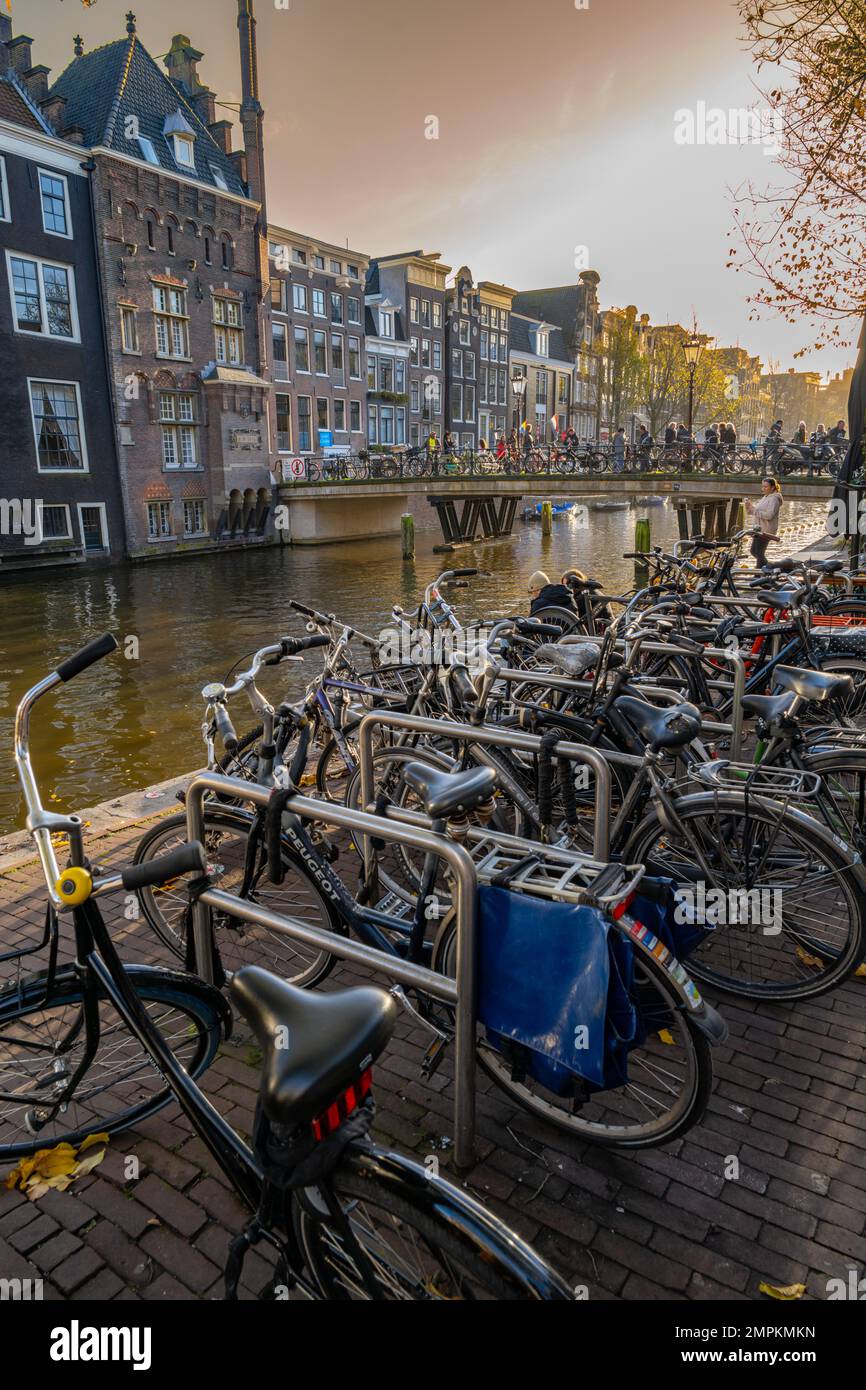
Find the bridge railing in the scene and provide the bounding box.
[276,444,843,486]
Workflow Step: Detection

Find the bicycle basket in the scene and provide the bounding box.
[476,885,641,1095]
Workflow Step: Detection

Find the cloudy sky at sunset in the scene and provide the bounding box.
[17,0,856,378]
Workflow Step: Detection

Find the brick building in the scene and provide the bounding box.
[512,271,602,440]
[0,17,124,571]
[48,9,272,559]
[366,251,449,448]
[267,228,368,463]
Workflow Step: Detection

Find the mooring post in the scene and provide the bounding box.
[634,515,650,582]
[541,500,553,536]
[401,512,415,559]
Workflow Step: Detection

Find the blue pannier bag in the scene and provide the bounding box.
[631,875,710,960]
[476,884,642,1097]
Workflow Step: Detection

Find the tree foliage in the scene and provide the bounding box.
[730,0,866,356]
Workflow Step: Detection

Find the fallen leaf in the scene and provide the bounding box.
[759,1281,806,1301]
[657,1029,676,1045]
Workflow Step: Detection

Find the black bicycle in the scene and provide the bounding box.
[0,635,572,1301]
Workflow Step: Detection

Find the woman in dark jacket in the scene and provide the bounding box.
[528,570,575,615]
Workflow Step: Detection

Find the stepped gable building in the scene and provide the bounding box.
[48,7,272,558]
[512,272,602,440]
[0,15,124,570]
[442,268,515,452]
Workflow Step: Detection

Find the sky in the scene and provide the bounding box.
[16,0,857,379]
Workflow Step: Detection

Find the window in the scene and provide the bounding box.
[333,399,346,432]
[312,289,325,316]
[293,283,308,313]
[38,171,70,238]
[489,335,498,363]
[348,264,359,279]
[40,503,72,540]
[499,369,507,405]
[480,330,488,360]
[395,359,406,394]
[348,296,360,324]
[380,405,394,445]
[452,349,463,379]
[275,393,292,452]
[120,305,139,353]
[410,337,419,366]
[480,304,489,325]
[367,403,377,444]
[166,223,175,256]
[490,308,499,329]
[432,341,442,371]
[317,398,329,433]
[348,336,361,378]
[331,334,344,380]
[461,296,469,314]
[379,311,394,338]
[453,384,463,421]
[173,134,195,169]
[330,292,343,325]
[210,164,229,191]
[271,279,287,313]
[221,239,231,271]
[350,400,361,432]
[329,258,341,274]
[147,501,172,538]
[8,254,77,340]
[0,156,10,222]
[159,392,198,469]
[146,219,156,251]
[152,283,189,358]
[459,319,470,346]
[410,297,419,323]
[29,380,86,471]
[313,329,327,374]
[421,300,431,328]
[183,500,205,535]
[298,396,312,450]
[433,302,442,328]
[293,248,307,265]
[500,334,508,359]
[293,326,310,373]
[137,136,160,166]
[214,296,243,365]
[465,353,475,380]
[421,340,430,369]
[465,385,476,421]
[367,355,377,390]
[410,379,420,413]
[313,254,325,270]
[396,408,406,445]
[536,330,549,357]
[378,358,393,393]
[272,322,289,380]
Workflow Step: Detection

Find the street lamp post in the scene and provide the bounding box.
[511,372,526,461]
[682,334,703,469]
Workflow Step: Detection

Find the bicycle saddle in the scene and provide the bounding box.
[740,692,796,722]
[535,643,599,677]
[756,589,805,610]
[402,761,497,818]
[614,696,703,752]
[230,966,397,1125]
[774,665,854,703]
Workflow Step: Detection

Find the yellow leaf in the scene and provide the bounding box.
[657,1029,676,1045]
[70,1147,107,1179]
[795,945,823,970]
[78,1132,109,1153]
[855,963,866,979]
[759,1281,806,1301]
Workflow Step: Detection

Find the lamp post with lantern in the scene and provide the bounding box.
[682,333,703,469]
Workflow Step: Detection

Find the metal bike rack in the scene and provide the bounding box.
[184,771,481,1169]
[357,710,613,863]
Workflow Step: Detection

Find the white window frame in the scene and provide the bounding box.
[120,305,140,354]
[182,498,206,537]
[37,502,72,541]
[379,310,394,338]
[0,156,10,224]
[172,133,195,169]
[147,500,173,540]
[38,168,72,239]
[28,377,88,474]
[272,321,290,381]
[7,251,80,342]
[152,282,190,360]
[77,502,108,552]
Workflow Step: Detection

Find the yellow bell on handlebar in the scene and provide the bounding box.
[55,866,93,906]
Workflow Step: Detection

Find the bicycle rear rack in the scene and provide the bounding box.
[687,760,824,799]
[471,839,645,908]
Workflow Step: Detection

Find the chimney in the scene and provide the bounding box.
[237,0,266,213]
[192,88,216,127]
[0,15,12,49]
[24,65,51,104]
[62,124,86,146]
[40,94,67,131]
[7,35,34,77]
[229,149,247,184]
[165,34,204,94]
[209,119,233,155]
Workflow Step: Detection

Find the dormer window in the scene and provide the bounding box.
[174,135,195,169]
[137,136,160,166]
[163,111,197,173]
[536,329,549,357]
[379,310,394,339]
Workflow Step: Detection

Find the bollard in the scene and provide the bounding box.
[634,515,650,581]
[734,500,746,536]
[401,512,415,559]
[541,501,553,536]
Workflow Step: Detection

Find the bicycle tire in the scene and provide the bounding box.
[624,790,866,1000]
[133,808,344,986]
[0,965,225,1160]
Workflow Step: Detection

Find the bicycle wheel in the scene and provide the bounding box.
[295,1151,559,1299]
[0,966,224,1160]
[133,809,343,986]
[625,791,866,1000]
[433,920,712,1148]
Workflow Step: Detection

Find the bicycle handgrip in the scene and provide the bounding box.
[56,633,119,684]
[214,704,238,753]
[288,600,323,621]
[514,619,561,638]
[121,841,207,892]
[452,568,478,578]
[450,665,478,705]
[281,633,331,656]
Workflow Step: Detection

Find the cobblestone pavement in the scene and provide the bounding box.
[1,815,864,1302]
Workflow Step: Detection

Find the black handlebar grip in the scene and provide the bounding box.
[452,568,478,578]
[281,633,331,657]
[450,666,478,705]
[516,619,561,638]
[121,841,207,892]
[56,633,119,684]
[288,599,317,618]
[214,703,238,753]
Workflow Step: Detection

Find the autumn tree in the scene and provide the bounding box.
[730,0,866,356]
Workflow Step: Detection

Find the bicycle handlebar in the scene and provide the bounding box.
[120,841,207,892]
[214,703,238,753]
[56,633,119,684]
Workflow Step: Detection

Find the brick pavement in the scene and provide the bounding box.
[0,816,864,1302]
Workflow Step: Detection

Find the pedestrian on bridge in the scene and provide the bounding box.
[613,426,626,472]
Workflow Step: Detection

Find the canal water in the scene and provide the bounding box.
[0,497,826,831]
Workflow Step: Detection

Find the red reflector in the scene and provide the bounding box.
[611,891,635,920]
[311,1068,373,1142]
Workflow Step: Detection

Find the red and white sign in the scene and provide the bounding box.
[289,457,306,479]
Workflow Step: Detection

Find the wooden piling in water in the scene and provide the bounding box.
[541,501,553,536]
[401,513,415,559]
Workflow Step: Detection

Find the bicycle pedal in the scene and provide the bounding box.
[421,1034,450,1079]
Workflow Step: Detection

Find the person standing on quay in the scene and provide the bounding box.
[746,477,782,566]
